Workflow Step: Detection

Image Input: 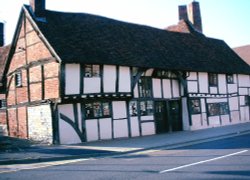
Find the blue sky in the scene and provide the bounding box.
[0,0,249,48]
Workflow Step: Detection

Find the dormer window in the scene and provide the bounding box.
[15,71,22,87]
[226,74,234,84]
[84,65,100,77]
[208,73,218,87]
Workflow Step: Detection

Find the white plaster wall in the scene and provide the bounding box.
[86,120,99,141]
[200,98,206,113]
[218,74,227,94]
[103,65,116,93]
[230,111,240,123]
[130,117,140,137]
[221,115,230,125]
[113,119,129,138]
[145,69,154,76]
[65,64,80,95]
[238,75,250,87]
[162,79,172,98]
[187,72,197,81]
[59,119,81,144]
[207,98,227,103]
[228,84,237,94]
[141,122,155,136]
[201,113,208,127]
[153,78,162,98]
[208,116,220,127]
[229,97,239,111]
[198,72,208,93]
[172,80,180,97]
[58,104,74,121]
[239,96,246,106]
[28,105,53,144]
[99,118,112,140]
[77,103,82,132]
[134,84,139,98]
[191,114,202,130]
[112,101,127,119]
[239,88,248,95]
[240,107,250,122]
[141,115,154,121]
[187,81,198,93]
[118,66,131,92]
[210,87,218,94]
[84,77,101,94]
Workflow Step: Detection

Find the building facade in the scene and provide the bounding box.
[2,0,250,144]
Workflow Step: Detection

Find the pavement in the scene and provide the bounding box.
[1,122,250,165]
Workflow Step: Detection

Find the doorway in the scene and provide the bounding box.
[155,100,182,134]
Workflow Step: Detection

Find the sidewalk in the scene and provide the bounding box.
[1,122,250,165]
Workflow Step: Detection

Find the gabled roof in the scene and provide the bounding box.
[233,45,250,65]
[0,45,10,86]
[8,5,250,75]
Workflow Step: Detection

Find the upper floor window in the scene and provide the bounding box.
[15,71,22,87]
[138,77,152,97]
[0,99,6,109]
[84,65,100,77]
[85,101,111,119]
[155,70,176,78]
[208,73,218,86]
[226,74,234,84]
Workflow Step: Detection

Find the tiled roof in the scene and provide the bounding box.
[27,6,250,74]
[233,45,250,65]
[0,45,10,85]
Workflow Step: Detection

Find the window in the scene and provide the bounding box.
[138,78,152,97]
[84,65,100,77]
[208,73,218,86]
[15,71,22,87]
[226,74,234,84]
[208,102,229,116]
[190,99,201,114]
[245,96,249,106]
[155,70,176,78]
[85,102,111,119]
[129,101,138,116]
[140,101,153,116]
[0,99,6,109]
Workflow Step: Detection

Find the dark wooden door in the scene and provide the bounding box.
[168,100,182,131]
[155,101,169,133]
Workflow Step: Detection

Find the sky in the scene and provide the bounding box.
[0,0,249,48]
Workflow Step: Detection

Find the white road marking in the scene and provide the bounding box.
[159,150,248,174]
[0,158,93,174]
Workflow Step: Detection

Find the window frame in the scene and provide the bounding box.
[208,73,218,87]
[226,74,234,84]
[15,71,22,87]
[85,101,111,119]
[84,64,100,77]
[140,100,154,116]
[190,99,201,114]
[0,99,7,109]
[207,102,229,116]
[138,77,152,98]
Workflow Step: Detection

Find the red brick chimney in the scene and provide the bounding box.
[29,0,46,17]
[188,1,202,32]
[178,5,188,21]
[0,22,4,46]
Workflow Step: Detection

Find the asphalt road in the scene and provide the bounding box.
[1,133,250,180]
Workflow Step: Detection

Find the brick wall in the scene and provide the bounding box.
[5,11,60,140]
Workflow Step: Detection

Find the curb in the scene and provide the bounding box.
[1,129,250,165]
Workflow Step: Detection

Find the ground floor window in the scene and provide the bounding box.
[0,99,6,109]
[190,99,201,114]
[129,101,138,116]
[140,101,153,116]
[207,102,229,116]
[85,101,111,119]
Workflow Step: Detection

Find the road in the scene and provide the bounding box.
[1,133,250,180]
